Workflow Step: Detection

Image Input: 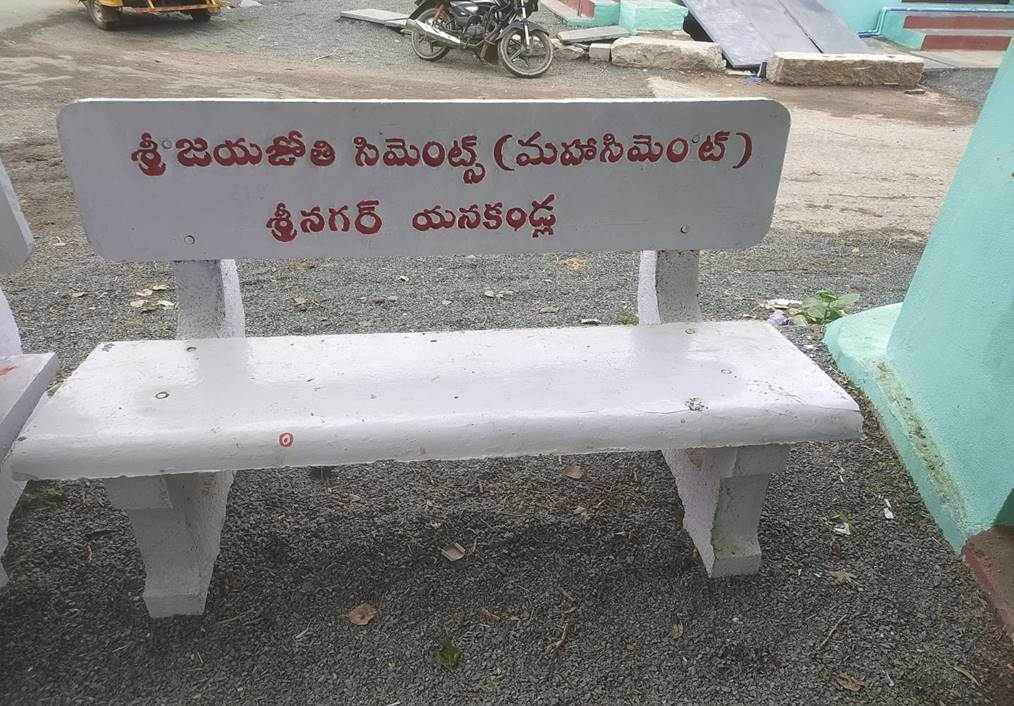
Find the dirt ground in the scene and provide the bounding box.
[0,2,1011,704]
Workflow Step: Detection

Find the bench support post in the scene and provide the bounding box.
[665,445,788,577]
[104,472,232,616]
[640,251,785,576]
[104,259,244,616]
[637,250,701,324]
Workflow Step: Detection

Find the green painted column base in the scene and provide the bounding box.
[825,304,972,552]
[619,0,688,32]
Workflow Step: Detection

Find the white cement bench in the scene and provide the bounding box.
[5,99,862,616]
[0,158,59,587]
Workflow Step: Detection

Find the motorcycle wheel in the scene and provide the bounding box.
[498,27,553,78]
[411,8,451,62]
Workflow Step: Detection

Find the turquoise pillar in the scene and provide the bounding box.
[825,49,1014,552]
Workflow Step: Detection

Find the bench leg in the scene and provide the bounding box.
[0,286,25,587]
[105,472,234,617]
[665,445,789,578]
[0,472,25,588]
[99,259,246,617]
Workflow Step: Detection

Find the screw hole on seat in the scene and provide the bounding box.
[186,346,197,352]
[155,391,170,400]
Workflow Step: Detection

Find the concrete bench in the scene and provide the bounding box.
[0,158,59,587]
[5,98,862,616]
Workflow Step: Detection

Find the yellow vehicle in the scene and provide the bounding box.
[81,0,223,30]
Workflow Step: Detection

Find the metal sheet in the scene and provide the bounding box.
[339,9,408,27]
[740,0,816,54]
[683,0,776,68]
[8,322,862,481]
[0,159,32,275]
[58,99,790,261]
[776,0,872,54]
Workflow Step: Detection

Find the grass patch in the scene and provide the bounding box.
[616,309,639,326]
[19,483,65,512]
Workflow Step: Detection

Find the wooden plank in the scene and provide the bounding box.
[57,99,790,261]
[776,0,872,54]
[682,0,774,68]
[557,25,630,44]
[0,159,32,275]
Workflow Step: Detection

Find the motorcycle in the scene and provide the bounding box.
[405,0,554,78]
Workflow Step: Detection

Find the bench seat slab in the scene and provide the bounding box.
[7,322,861,482]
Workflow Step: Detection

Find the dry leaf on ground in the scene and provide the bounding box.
[827,569,858,587]
[834,672,865,692]
[671,623,685,640]
[561,465,584,480]
[128,299,146,308]
[952,665,979,686]
[134,288,153,297]
[479,608,500,623]
[560,257,588,271]
[441,542,467,561]
[347,602,378,626]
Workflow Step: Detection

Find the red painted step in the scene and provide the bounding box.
[920,30,1012,49]
[905,13,1014,30]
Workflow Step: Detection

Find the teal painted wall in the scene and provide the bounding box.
[885,49,1014,532]
[821,0,884,32]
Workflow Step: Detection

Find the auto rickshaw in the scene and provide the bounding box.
[81,0,223,30]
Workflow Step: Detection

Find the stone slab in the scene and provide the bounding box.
[766,51,924,87]
[610,36,725,71]
[7,322,862,481]
[558,24,630,44]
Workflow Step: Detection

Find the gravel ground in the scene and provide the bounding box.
[0,2,1012,704]
[921,68,998,107]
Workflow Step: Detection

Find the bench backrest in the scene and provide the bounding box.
[0,159,32,275]
[0,157,34,355]
[57,99,790,263]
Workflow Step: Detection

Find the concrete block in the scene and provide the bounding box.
[542,0,620,29]
[588,42,612,62]
[610,36,724,71]
[766,52,924,88]
[551,38,587,60]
